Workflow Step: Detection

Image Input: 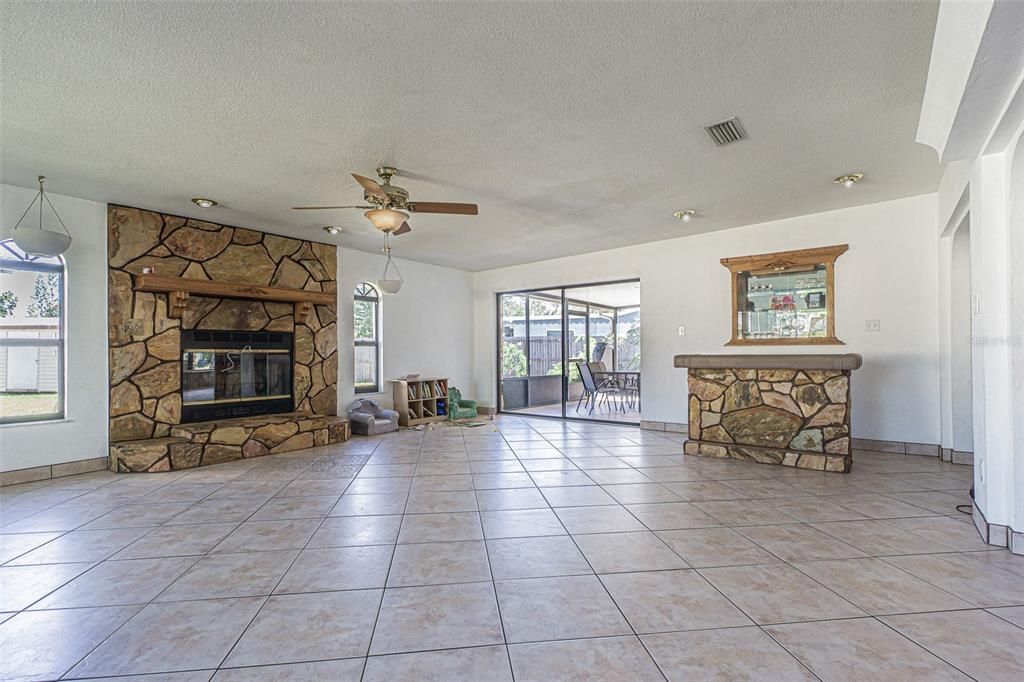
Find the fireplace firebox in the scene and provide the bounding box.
[180,330,293,423]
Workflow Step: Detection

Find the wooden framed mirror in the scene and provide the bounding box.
[721,244,848,345]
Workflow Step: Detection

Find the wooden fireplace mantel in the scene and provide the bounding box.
[133,274,335,323]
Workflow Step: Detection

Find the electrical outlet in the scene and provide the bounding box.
[678,326,686,336]
[864,319,881,332]
[124,318,145,336]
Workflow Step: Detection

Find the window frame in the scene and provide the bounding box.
[353,282,381,394]
[0,239,66,425]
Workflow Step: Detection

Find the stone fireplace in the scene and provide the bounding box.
[106,205,344,472]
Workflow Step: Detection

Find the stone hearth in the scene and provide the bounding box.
[109,412,351,472]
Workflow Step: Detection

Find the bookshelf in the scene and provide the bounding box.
[390,377,450,427]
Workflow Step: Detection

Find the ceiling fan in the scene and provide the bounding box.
[292,166,478,236]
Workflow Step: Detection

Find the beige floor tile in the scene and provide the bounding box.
[791,557,973,614]
[642,627,816,681]
[363,645,512,682]
[520,458,579,472]
[165,498,265,525]
[346,476,413,495]
[810,519,950,555]
[663,480,748,501]
[480,508,566,538]
[0,605,140,682]
[509,636,663,681]
[763,496,869,522]
[495,575,631,643]
[987,605,1024,628]
[7,526,152,565]
[211,519,319,553]
[330,492,408,516]
[885,515,991,551]
[486,535,592,579]
[574,531,688,573]
[226,590,382,666]
[81,502,193,529]
[410,473,475,491]
[274,478,353,497]
[539,485,616,507]
[405,489,479,513]
[398,511,483,543]
[32,556,197,609]
[69,597,264,677]
[736,524,868,562]
[113,522,239,559]
[602,483,682,504]
[214,658,364,681]
[602,569,751,633]
[275,545,393,593]
[766,617,969,681]
[0,531,62,563]
[472,473,536,489]
[306,514,401,547]
[700,563,865,624]
[248,495,338,521]
[475,487,549,510]
[553,505,646,534]
[625,501,723,530]
[657,527,779,568]
[387,540,491,587]
[882,552,1024,607]
[370,582,503,654]
[693,499,797,526]
[157,550,297,601]
[826,494,934,519]
[876,610,1024,679]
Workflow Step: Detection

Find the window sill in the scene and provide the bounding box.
[0,416,71,428]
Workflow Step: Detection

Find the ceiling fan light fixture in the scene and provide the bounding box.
[322,225,343,235]
[674,209,696,222]
[364,208,409,232]
[191,197,218,208]
[833,173,864,188]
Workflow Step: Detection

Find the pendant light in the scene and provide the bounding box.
[11,176,73,257]
[378,232,403,295]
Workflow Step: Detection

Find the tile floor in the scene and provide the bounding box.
[1,415,1023,681]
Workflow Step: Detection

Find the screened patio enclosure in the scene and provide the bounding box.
[497,280,641,424]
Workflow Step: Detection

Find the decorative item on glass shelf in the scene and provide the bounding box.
[10,176,73,257]
[378,231,404,294]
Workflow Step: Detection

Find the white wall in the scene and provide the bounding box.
[337,248,474,411]
[0,183,109,471]
[949,218,974,452]
[473,194,941,444]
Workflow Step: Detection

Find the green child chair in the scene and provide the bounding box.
[448,387,478,420]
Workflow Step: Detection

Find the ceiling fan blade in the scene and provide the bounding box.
[393,221,412,236]
[352,173,388,201]
[408,201,479,215]
[291,205,373,210]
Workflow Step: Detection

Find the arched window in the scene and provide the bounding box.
[354,282,381,394]
[0,239,64,423]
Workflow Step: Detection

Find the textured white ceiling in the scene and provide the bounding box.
[0,1,940,271]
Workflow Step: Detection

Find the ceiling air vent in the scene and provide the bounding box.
[703,117,746,146]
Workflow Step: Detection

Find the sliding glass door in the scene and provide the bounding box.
[497,280,641,424]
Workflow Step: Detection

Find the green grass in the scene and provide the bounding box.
[0,392,59,419]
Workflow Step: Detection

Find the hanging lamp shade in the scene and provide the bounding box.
[377,233,404,294]
[10,176,74,258]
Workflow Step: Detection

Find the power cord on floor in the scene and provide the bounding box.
[955,504,972,515]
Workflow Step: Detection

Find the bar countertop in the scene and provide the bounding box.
[673,353,863,371]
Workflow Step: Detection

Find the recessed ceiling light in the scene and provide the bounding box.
[191,197,218,208]
[673,210,696,222]
[833,173,864,188]
[322,226,343,235]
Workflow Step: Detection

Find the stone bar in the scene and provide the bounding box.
[673,354,863,472]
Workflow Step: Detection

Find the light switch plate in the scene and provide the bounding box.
[864,319,881,332]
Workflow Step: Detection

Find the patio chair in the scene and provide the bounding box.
[575,361,623,414]
[448,386,478,420]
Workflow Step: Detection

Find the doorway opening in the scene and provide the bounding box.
[497,279,641,424]
[951,217,974,458]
